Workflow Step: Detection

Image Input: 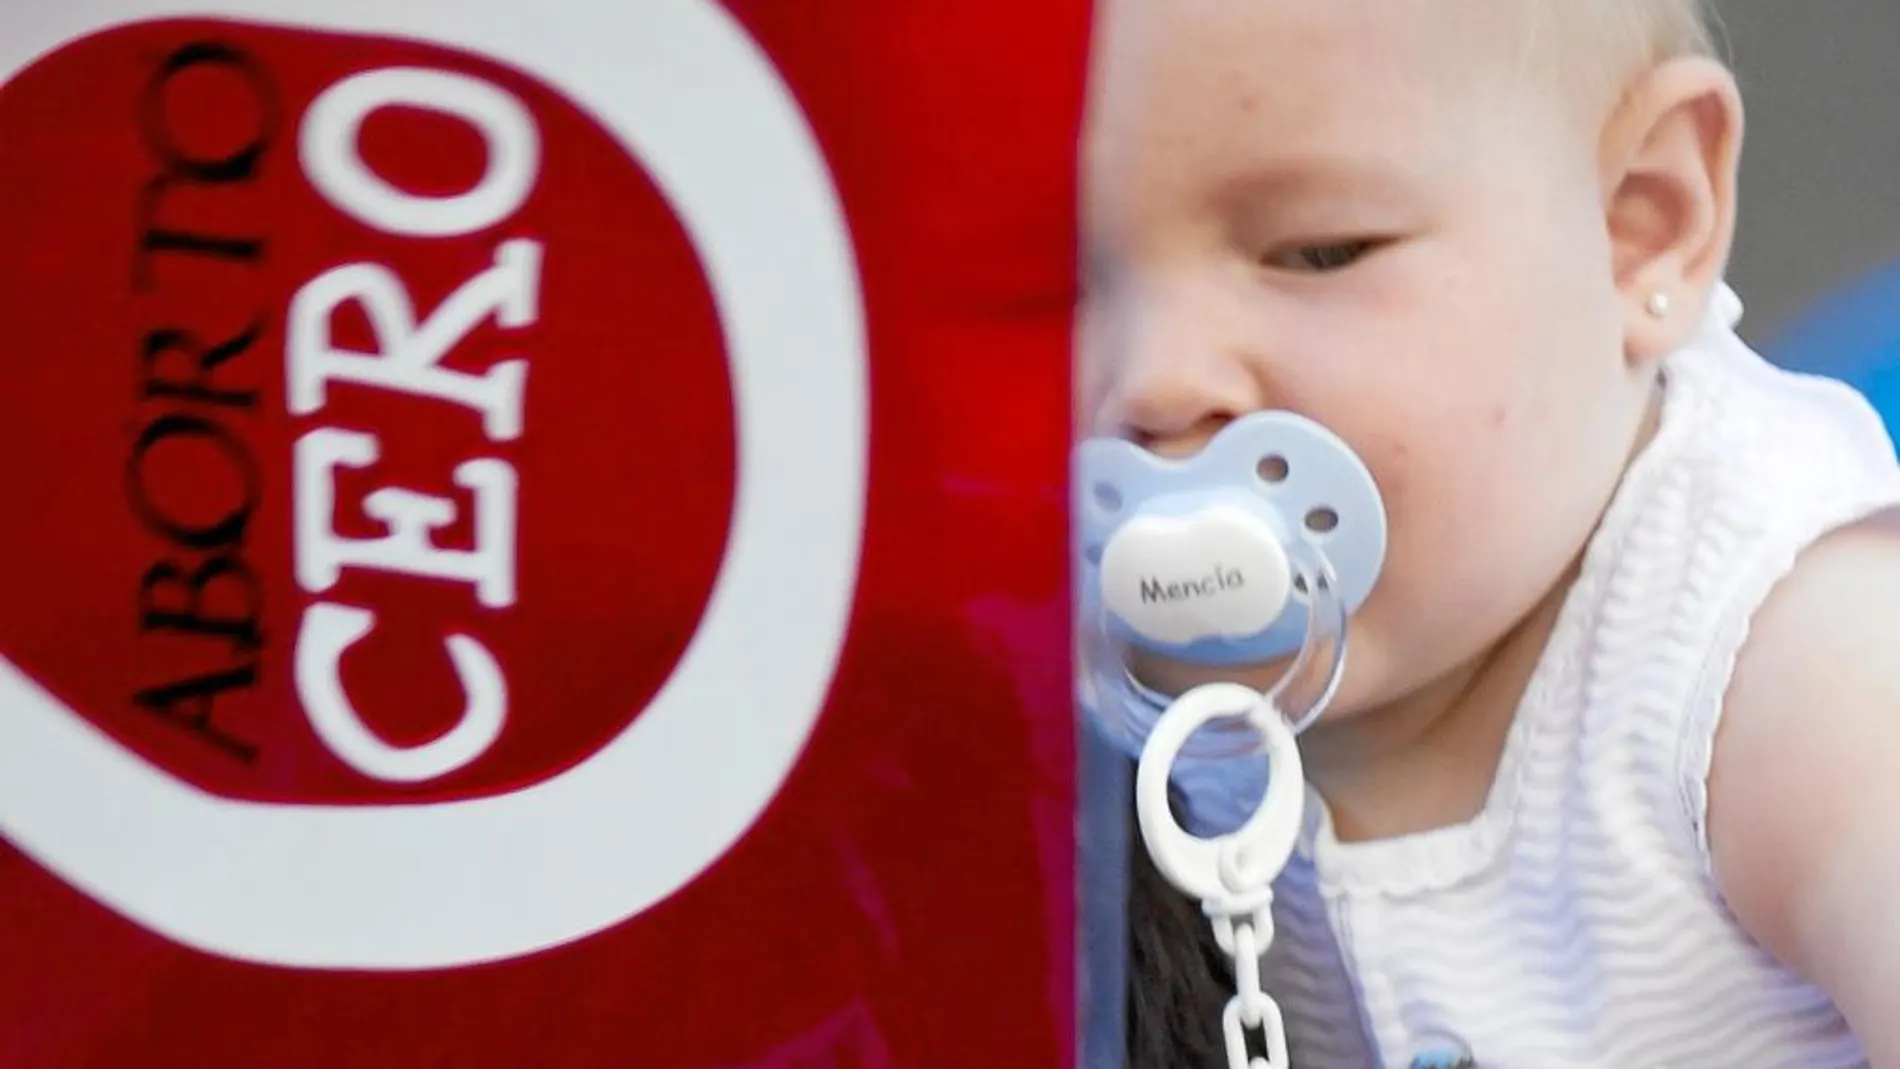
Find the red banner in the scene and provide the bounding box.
[0,2,1088,1065]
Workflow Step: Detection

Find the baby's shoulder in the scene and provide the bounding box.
[1704,508,1900,991]
[1721,508,1900,723]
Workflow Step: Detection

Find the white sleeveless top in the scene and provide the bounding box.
[1255,286,1900,1069]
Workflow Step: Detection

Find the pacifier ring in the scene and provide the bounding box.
[1133,681,1307,906]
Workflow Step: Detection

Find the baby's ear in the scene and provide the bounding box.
[1598,56,1744,364]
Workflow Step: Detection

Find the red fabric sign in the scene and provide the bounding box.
[0,3,1088,1065]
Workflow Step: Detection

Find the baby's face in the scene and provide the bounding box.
[1081,0,1657,719]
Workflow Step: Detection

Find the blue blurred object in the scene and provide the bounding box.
[1407,1046,1476,1069]
[1762,256,1900,434]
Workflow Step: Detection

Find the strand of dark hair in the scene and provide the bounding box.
[1124,774,1232,1069]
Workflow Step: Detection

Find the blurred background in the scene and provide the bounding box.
[1720,0,1900,416]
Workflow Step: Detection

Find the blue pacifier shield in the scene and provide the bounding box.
[1076,410,1387,666]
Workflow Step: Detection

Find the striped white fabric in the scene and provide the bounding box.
[1256,288,1900,1069]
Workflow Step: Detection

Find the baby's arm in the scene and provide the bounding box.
[1708,512,1900,1065]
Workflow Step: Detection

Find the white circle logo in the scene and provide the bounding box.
[0,0,867,970]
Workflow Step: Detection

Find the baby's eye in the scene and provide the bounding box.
[1262,239,1379,273]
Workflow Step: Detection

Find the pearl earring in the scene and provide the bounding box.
[1645,292,1672,319]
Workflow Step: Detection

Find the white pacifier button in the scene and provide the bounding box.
[1098,504,1291,648]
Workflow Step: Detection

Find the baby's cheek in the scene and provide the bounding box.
[1350,499,1509,676]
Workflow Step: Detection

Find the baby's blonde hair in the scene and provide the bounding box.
[1603,0,1716,57]
[1522,0,1720,111]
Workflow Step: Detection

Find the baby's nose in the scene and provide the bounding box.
[1125,406,1229,459]
[1083,277,1270,456]
[1109,346,1266,459]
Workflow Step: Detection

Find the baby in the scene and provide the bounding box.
[1078,1,1900,1067]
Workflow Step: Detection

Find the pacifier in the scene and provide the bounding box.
[1076,410,1388,1069]
[1075,409,1388,758]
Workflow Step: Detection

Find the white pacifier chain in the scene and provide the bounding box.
[1130,540,1346,1069]
[1136,682,1304,1069]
